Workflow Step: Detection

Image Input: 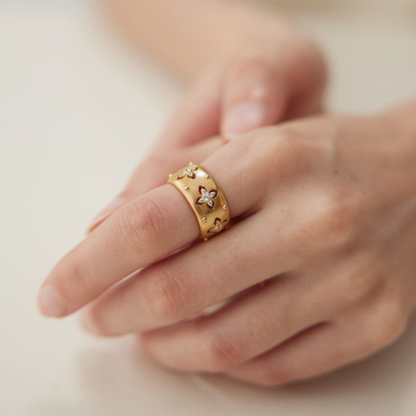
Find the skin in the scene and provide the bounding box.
[38,102,416,386]
[101,0,326,140]
[38,0,416,387]
[84,0,326,230]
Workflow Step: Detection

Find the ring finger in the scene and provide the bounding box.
[138,271,336,373]
[79,210,304,335]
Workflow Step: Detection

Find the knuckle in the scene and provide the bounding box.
[229,56,274,82]
[117,197,167,255]
[303,190,359,253]
[228,126,320,203]
[276,125,327,160]
[235,125,328,194]
[144,268,188,323]
[258,126,304,156]
[318,193,357,241]
[197,333,241,372]
[274,125,306,149]
[295,38,328,97]
[244,128,305,173]
[338,251,384,305]
[362,288,407,351]
[337,264,375,306]
[256,126,325,176]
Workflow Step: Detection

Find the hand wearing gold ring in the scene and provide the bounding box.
[38,101,416,387]
[77,6,326,236]
[168,163,230,240]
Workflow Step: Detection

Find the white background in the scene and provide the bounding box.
[1,0,416,415]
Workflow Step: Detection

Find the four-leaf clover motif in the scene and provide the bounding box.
[175,166,228,235]
[196,186,217,209]
[177,166,198,180]
[208,218,228,234]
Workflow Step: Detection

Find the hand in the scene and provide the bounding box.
[38,100,416,386]
[86,16,326,233]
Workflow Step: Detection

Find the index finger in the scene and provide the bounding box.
[37,137,269,318]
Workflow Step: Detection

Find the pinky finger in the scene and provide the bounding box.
[224,321,381,388]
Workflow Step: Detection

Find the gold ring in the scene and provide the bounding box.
[167,163,230,241]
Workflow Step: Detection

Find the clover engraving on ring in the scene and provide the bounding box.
[196,186,217,209]
[208,218,228,234]
[177,166,198,180]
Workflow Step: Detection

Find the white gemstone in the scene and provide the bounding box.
[210,192,216,198]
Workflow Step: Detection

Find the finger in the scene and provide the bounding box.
[226,323,338,387]
[79,213,305,335]
[87,62,226,235]
[225,296,406,387]
[78,117,343,335]
[221,43,326,139]
[138,273,336,373]
[79,120,343,332]
[152,63,224,152]
[87,136,224,234]
[221,57,287,138]
[38,135,272,318]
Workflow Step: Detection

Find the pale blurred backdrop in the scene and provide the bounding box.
[1,0,416,415]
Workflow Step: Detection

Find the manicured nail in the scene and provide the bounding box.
[223,102,269,138]
[38,284,66,317]
[86,197,125,235]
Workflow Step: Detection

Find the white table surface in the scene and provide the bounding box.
[1,1,416,415]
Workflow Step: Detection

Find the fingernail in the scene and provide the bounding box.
[86,197,125,235]
[38,284,66,317]
[223,102,269,138]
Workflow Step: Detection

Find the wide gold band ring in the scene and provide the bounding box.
[167,163,230,240]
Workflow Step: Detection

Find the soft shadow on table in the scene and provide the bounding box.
[45,313,416,416]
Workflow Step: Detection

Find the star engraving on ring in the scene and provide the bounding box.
[177,165,198,180]
[208,218,228,234]
[196,186,217,209]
